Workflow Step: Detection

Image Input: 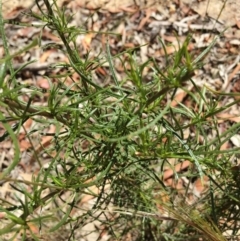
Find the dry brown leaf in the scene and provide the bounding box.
[228,63,240,88]
[220,141,229,151]
[138,9,152,30]
[42,31,61,42]
[82,33,95,50]
[171,90,187,107]
[40,49,58,63]
[30,125,56,164]
[20,139,31,151]
[2,0,70,19]
[182,0,239,27]
[217,113,240,123]
[96,67,107,76]
[37,78,50,90]
[23,118,33,129]
[159,42,194,56]
[232,79,240,101]
[79,185,99,205]
[192,176,209,196]
[163,160,191,180]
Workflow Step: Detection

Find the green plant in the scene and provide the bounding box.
[0,0,239,240]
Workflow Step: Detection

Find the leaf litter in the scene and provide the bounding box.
[0,0,240,240]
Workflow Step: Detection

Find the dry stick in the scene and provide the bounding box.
[109,208,178,221]
[11,62,51,72]
[4,98,67,124]
[221,62,240,106]
[227,63,240,87]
